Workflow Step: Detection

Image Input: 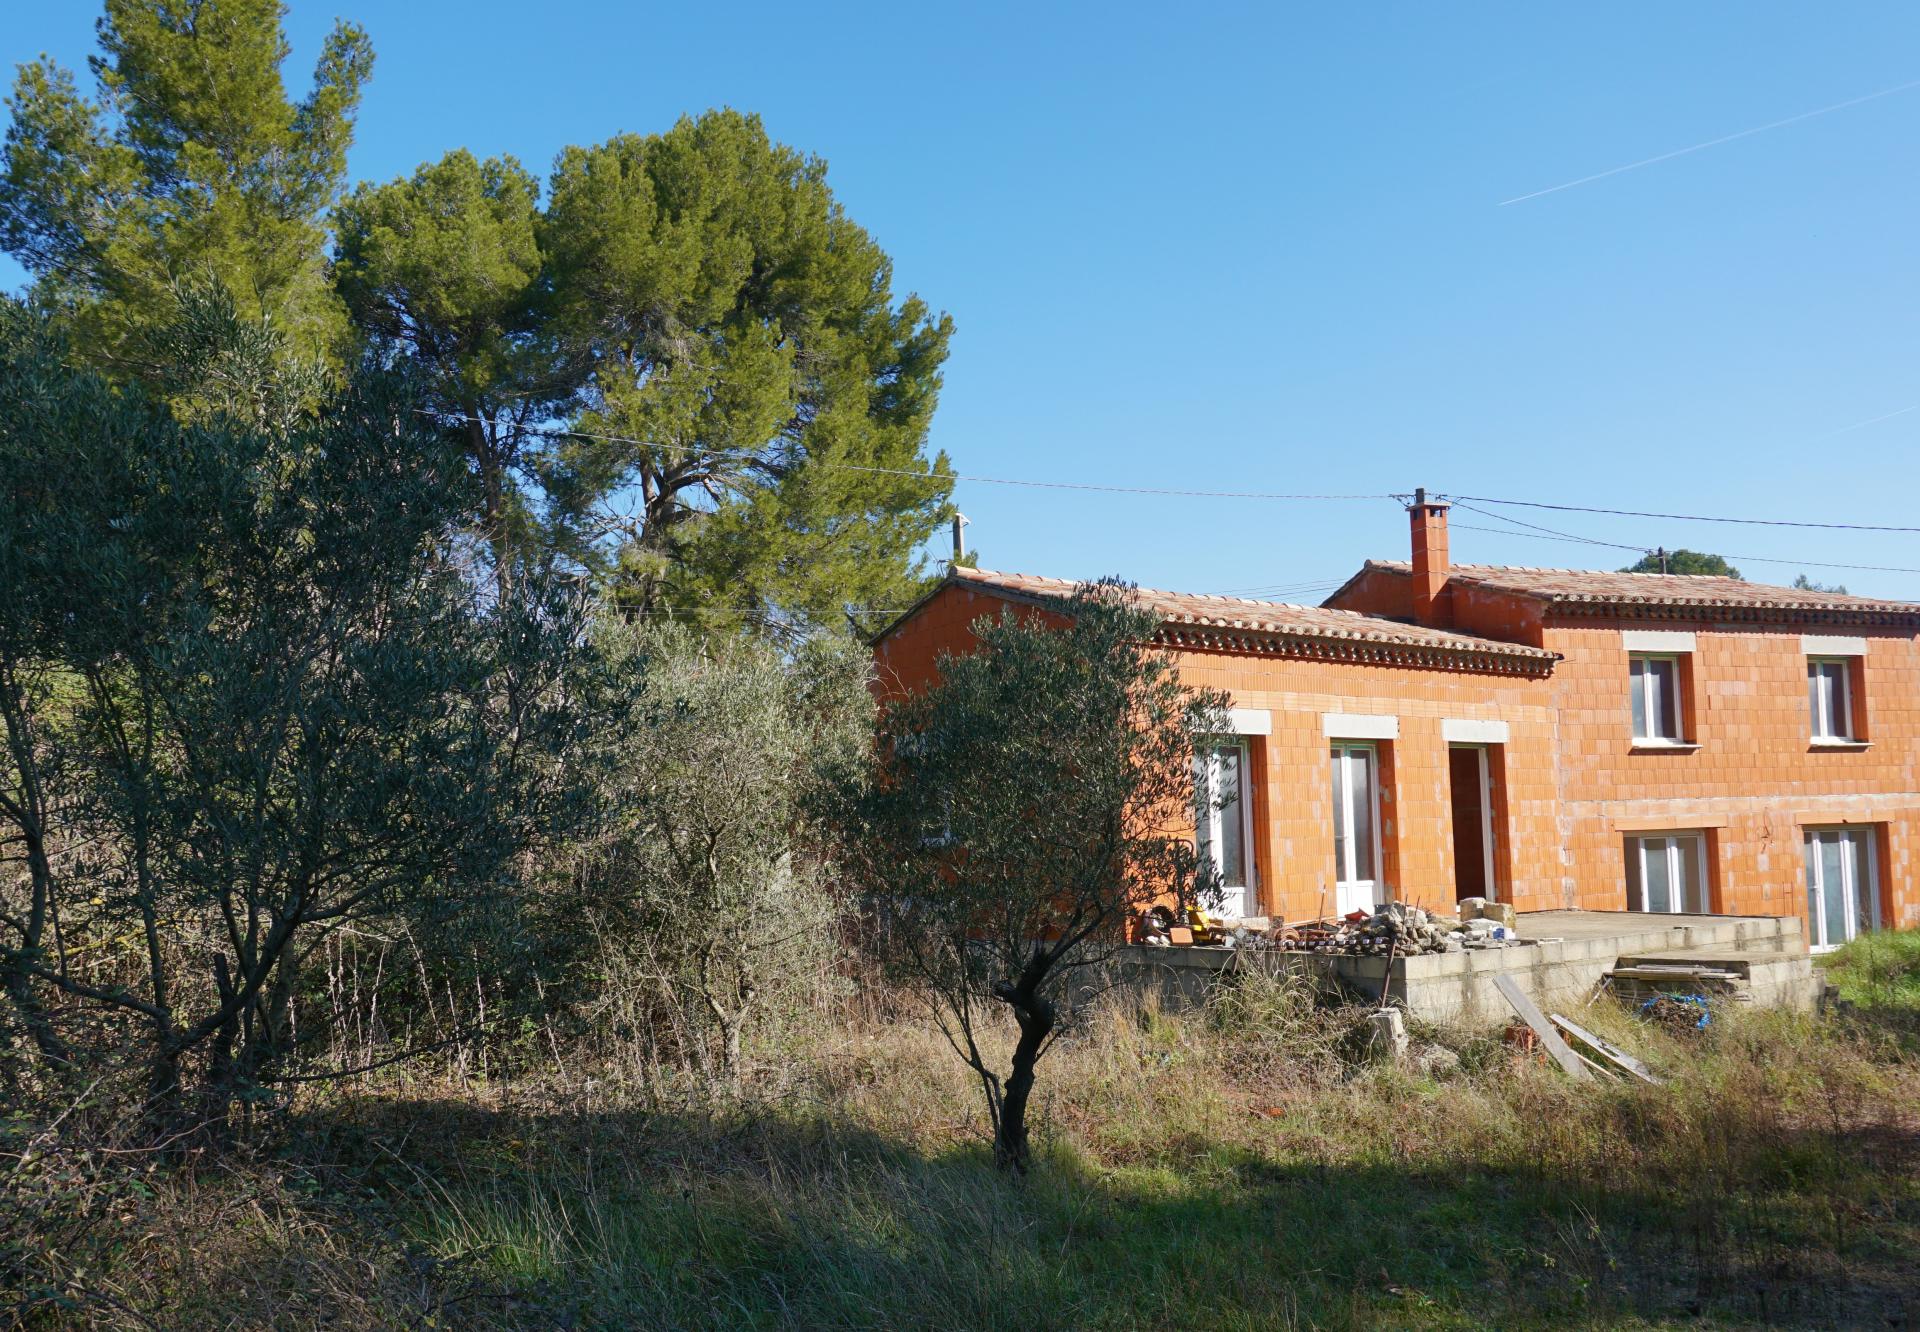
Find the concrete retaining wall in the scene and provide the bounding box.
[1113,910,1816,1026]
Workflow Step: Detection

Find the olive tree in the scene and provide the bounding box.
[848,583,1225,1172]
[0,292,599,1121]
[558,622,870,1091]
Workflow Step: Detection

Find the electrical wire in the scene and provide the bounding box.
[1449,502,1649,553]
[1449,514,1920,578]
[421,413,1917,584]
[1446,492,1920,534]
[430,410,1391,503]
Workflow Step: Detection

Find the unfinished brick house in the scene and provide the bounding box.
[870,496,1920,949]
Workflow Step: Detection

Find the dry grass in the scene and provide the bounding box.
[9,970,1919,1329]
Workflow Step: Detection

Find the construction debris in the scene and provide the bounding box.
[1260,902,1524,957]
[1367,1008,1410,1062]
[1492,975,1590,1080]
[1136,900,1530,957]
[1639,993,1712,1035]
[1548,1012,1663,1085]
[1604,962,1751,1007]
[1457,896,1517,928]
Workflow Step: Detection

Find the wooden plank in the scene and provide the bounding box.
[1569,1046,1621,1081]
[1605,971,1743,982]
[1492,974,1590,1080]
[1550,1013,1664,1085]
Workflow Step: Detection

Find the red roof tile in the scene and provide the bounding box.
[1356,561,1920,618]
[946,566,1559,667]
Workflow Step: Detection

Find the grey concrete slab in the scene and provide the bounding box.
[1112,909,1815,1026]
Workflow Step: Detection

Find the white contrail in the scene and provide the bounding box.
[1499,78,1920,206]
[1822,404,1919,437]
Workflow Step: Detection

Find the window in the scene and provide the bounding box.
[1807,658,1854,741]
[1629,655,1683,742]
[1624,833,1710,913]
[1804,827,1879,951]
[1194,741,1253,918]
[1329,742,1381,914]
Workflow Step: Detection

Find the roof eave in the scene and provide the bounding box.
[1547,599,1920,625]
[1157,623,1560,677]
[873,569,1561,674]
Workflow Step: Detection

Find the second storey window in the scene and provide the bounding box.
[1807,658,1854,741]
[1629,654,1682,742]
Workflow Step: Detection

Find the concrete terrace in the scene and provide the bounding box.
[1120,909,1820,1025]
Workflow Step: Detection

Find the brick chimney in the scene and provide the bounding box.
[1409,487,1451,626]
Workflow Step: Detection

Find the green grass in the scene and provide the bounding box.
[20,981,1920,1329]
[325,993,1920,1328]
[1820,927,1920,1011]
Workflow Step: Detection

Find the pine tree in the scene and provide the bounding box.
[0,0,372,370]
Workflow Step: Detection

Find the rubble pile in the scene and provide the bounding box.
[1278,903,1500,956]
[1139,897,1529,955]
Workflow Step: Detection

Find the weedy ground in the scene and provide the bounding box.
[11,937,1920,1330]
[1821,925,1920,1016]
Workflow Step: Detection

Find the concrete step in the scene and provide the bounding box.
[1611,948,1819,1012]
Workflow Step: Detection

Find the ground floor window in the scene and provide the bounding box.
[1195,740,1252,918]
[1804,826,1879,951]
[1329,742,1380,915]
[1624,832,1710,914]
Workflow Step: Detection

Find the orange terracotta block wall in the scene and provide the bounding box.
[872,581,1063,698]
[1544,618,1920,929]
[873,582,1571,922]
[873,578,1920,937]
[1163,646,1562,921]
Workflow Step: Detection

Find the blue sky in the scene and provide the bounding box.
[6,3,1919,600]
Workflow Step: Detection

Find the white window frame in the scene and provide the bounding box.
[1628,653,1685,743]
[1195,739,1255,918]
[1807,657,1855,742]
[1624,832,1710,914]
[1803,826,1880,951]
[1329,741,1384,914]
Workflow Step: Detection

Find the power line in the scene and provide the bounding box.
[428,411,1392,503]
[1211,578,1346,597]
[1450,521,1645,552]
[1448,507,1920,577]
[1723,553,1920,576]
[1450,502,1649,553]
[1451,522,1920,577]
[422,413,1915,582]
[1447,492,1920,534]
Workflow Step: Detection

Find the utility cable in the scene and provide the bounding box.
[1446,491,1920,534]
[428,410,1391,503]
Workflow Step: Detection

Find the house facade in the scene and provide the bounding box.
[870,498,1920,948]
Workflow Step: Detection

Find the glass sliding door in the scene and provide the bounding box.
[1329,743,1380,915]
[1625,833,1709,914]
[1804,827,1879,951]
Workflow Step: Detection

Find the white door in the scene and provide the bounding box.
[1329,742,1381,916]
[1195,741,1252,918]
[1805,827,1879,951]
